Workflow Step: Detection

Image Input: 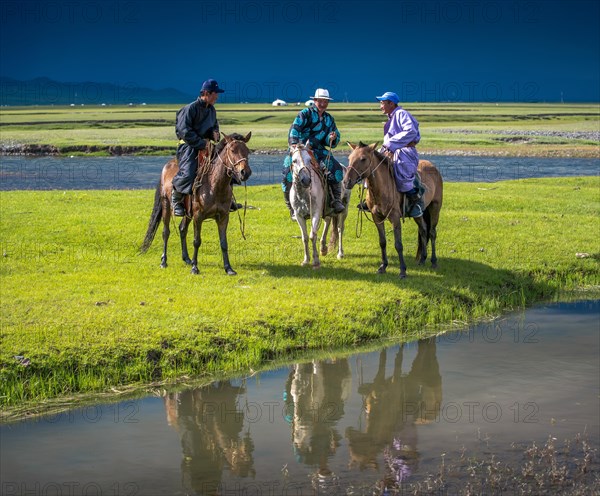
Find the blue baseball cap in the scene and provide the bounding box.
[201,79,225,93]
[376,91,399,104]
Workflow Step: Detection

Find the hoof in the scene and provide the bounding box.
[160,263,167,269]
[431,262,438,269]
[312,263,321,270]
[225,268,237,276]
[337,253,344,260]
[191,267,199,275]
[301,261,310,267]
[320,248,328,256]
[399,271,407,278]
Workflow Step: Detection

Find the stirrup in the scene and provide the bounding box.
[357,201,369,211]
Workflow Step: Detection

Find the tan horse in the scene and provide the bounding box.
[344,142,443,277]
[140,132,252,275]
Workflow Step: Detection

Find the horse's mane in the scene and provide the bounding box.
[212,133,247,159]
[357,141,392,167]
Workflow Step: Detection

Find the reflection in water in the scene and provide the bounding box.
[164,381,255,494]
[284,358,352,488]
[162,341,441,492]
[347,339,442,486]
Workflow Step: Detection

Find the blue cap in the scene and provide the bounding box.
[376,91,399,104]
[201,79,225,93]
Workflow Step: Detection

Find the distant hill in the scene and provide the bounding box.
[0,77,195,106]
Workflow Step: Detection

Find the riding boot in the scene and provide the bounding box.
[230,200,243,212]
[329,182,345,214]
[283,189,296,221]
[405,190,424,218]
[171,189,185,217]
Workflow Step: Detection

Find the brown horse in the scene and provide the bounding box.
[140,132,252,275]
[343,142,443,277]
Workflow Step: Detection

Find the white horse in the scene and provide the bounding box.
[289,143,325,268]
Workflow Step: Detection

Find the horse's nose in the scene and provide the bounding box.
[301,175,311,188]
[242,168,252,181]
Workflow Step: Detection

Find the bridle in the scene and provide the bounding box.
[346,149,387,182]
[215,139,250,182]
[290,146,312,186]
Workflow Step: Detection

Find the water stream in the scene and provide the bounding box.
[1,154,598,190]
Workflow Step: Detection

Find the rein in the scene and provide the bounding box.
[192,139,251,239]
[351,151,398,236]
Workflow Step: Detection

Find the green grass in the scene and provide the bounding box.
[1,103,598,156]
[1,177,599,415]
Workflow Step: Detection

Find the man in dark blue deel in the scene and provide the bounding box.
[171,79,224,216]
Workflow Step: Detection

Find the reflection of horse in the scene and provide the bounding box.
[284,359,351,478]
[344,142,443,277]
[164,381,255,493]
[346,339,442,477]
[140,132,252,275]
[289,143,326,268]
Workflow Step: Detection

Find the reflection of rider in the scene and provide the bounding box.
[376,91,424,218]
[164,381,255,494]
[346,339,441,483]
[281,88,346,220]
[284,358,351,480]
[172,79,227,217]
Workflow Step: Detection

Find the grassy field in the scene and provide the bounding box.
[1,177,599,416]
[1,102,598,156]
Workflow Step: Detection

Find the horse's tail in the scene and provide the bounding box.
[140,180,163,253]
[328,215,339,252]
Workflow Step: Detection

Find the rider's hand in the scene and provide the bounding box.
[212,130,220,142]
[328,132,337,144]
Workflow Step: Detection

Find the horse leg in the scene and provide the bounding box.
[320,216,331,256]
[297,218,311,266]
[191,218,202,275]
[428,205,441,269]
[375,221,388,274]
[310,213,321,269]
[217,215,236,276]
[414,214,429,266]
[337,213,346,260]
[179,216,192,265]
[392,220,407,278]
[160,199,170,268]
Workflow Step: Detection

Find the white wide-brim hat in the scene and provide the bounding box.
[311,88,333,100]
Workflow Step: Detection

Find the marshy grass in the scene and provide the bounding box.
[373,433,599,495]
[1,177,599,414]
[1,102,598,156]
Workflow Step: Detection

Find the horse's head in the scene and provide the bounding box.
[290,143,313,189]
[219,132,252,184]
[343,141,379,189]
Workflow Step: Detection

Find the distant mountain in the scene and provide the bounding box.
[0,77,195,106]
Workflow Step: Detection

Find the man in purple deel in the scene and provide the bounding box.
[376,91,424,217]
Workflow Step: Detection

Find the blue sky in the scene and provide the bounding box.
[1,0,599,102]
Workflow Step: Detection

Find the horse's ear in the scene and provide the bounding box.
[368,142,379,151]
[222,133,232,143]
[347,141,357,150]
[304,139,311,150]
[243,131,252,143]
